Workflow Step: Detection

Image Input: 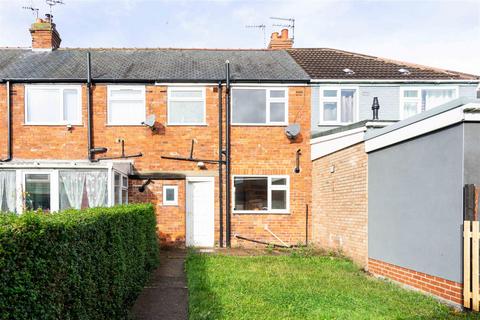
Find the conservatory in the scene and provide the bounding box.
[0,160,132,213]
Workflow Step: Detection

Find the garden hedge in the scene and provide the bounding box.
[0,203,159,320]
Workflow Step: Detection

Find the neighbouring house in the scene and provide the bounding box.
[366,98,480,305]
[310,119,395,266]
[287,48,480,135]
[0,17,312,248]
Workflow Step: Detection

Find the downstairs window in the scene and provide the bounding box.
[233,176,289,214]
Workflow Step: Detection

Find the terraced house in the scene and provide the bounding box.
[0,17,312,248]
[0,16,479,253]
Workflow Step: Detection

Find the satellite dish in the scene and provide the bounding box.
[285,124,300,140]
[142,115,156,128]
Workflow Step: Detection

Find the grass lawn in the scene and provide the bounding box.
[186,250,480,320]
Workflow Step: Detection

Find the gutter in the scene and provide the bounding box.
[0,80,12,162]
[311,79,479,84]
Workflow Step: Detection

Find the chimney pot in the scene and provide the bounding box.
[268,29,293,50]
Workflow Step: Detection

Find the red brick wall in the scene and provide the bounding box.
[368,258,463,305]
[231,87,311,246]
[0,83,311,247]
[311,142,368,266]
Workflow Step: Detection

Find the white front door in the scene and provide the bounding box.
[186,177,215,247]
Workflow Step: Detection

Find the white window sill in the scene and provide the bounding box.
[318,122,353,126]
[231,123,288,127]
[233,210,290,215]
[163,203,178,206]
[24,123,83,126]
[106,123,146,127]
[167,123,208,126]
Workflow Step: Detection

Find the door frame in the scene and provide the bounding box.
[185,176,215,247]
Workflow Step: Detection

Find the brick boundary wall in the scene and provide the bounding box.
[368,258,463,305]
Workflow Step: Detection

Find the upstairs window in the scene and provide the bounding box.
[25,85,81,125]
[232,88,288,125]
[168,87,206,125]
[400,87,457,119]
[319,88,357,125]
[107,85,146,125]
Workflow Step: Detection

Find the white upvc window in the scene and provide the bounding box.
[163,185,178,206]
[114,172,128,205]
[167,87,206,125]
[319,87,357,125]
[233,175,289,214]
[22,170,59,212]
[231,88,288,125]
[25,85,82,125]
[107,85,146,125]
[400,86,458,119]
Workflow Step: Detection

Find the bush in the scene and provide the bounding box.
[0,204,159,320]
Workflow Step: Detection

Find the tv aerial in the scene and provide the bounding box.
[245,24,266,47]
[45,0,64,19]
[22,0,39,18]
[270,17,295,43]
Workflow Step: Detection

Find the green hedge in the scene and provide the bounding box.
[0,204,159,320]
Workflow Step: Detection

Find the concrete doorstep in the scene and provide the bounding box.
[132,250,188,320]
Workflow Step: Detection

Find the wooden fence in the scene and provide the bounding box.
[464,220,479,310]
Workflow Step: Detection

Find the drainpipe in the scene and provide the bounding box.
[0,80,12,162]
[86,52,93,161]
[218,81,224,247]
[225,61,231,247]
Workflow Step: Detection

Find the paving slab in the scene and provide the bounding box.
[132,250,188,320]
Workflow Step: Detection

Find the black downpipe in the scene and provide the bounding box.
[225,61,231,247]
[218,82,224,247]
[86,52,93,161]
[0,81,12,162]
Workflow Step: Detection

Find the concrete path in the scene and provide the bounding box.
[132,250,188,320]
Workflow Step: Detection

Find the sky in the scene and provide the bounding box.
[0,0,479,75]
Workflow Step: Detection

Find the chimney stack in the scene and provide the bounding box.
[268,28,293,50]
[29,15,61,51]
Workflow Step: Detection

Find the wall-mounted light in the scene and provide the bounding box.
[197,161,206,169]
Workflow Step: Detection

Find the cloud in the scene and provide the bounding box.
[0,0,478,74]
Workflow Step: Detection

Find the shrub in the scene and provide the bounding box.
[0,204,159,320]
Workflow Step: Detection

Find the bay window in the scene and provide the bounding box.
[168,87,206,125]
[25,85,82,125]
[25,173,52,211]
[232,88,288,125]
[400,87,457,119]
[320,88,357,125]
[107,85,146,125]
[233,175,289,214]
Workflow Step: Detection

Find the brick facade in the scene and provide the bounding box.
[311,142,368,266]
[0,83,311,247]
[368,258,463,305]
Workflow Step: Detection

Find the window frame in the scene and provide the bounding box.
[163,185,178,206]
[24,84,82,126]
[22,170,59,212]
[231,87,289,126]
[232,174,290,214]
[113,171,128,205]
[319,86,359,125]
[399,86,459,120]
[107,85,146,126]
[167,87,207,126]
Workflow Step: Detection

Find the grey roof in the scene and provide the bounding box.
[0,48,309,82]
[365,97,480,140]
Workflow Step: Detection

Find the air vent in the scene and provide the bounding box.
[398,68,411,75]
[343,68,355,75]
